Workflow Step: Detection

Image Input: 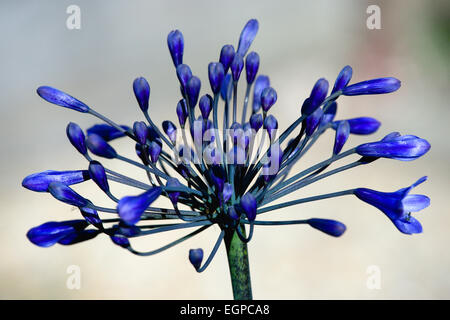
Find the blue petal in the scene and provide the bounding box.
[342,77,401,96]
[27,220,88,247]
[392,215,423,234]
[37,86,90,112]
[117,187,162,225]
[402,194,430,212]
[237,19,259,57]
[22,170,90,192]
[240,193,257,221]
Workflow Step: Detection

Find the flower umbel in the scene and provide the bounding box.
[23,19,431,300]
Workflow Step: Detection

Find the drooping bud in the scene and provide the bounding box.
[208,62,225,94]
[245,52,260,84]
[308,218,346,237]
[240,193,257,221]
[186,76,201,108]
[88,160,109,193]
[237,19,259,57]
[86,134,117,159]
[189,248,203,270]
[250,113,263,132]
[219,45,235,73]
[167,30,184,67]
[162,120,177,144]
[22,170,90,192]
[332,65,353,94]
[37,86,90,112]
[261,87,277,112]
[133,77,150,112]
[264,114,278,140]
[342,77,401,96]
[333,120,350,155]
[117,187,162,225]
[230,53,244,82]
[199,94,213,119]
[252,75,270,113]
[66,122,87,155]
[47,181,89,207]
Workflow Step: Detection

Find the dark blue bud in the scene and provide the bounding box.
[189,248,203,270]
[166,178,182,205]
[342,77,401,96]
[66,122,87,155]
[86,124,130,141]
[210,165,226,193]
[22,170,90,192]
[79,206,103,229]
[186,76,201,108]
[261,87,277,112]
[133,77,150,112]
[223,183,233,203]
[37,86,90,112]
[356,134,430,161]
[230,53,244,82]
[237,19,259,57]
[110,233,130,248]
[148,140,162,163]
[167,30,184,67]
[333,117,381,135]
[219,45,235,73]
[240,193,257,221]
[319,101,337,128]
[208,62,225,94]
[252,75,270,113]
[264,115,278,140]
[48,181,89,207]
[220,74,233,101]
[245,52,260,84]
[332,65,353,94]
[88,160,109,193]
[118,187,162,225]
[162,120,177,144]
[58,229,100,245]
[249,114,263,132]
[176,99,189,128]
[333,120,350,155]
[199,94,213,119]
[27,220,88,247]
[307,78,329,115]
[308,218,346,237]
[176,64,193,90]
[228,206,240,221]
[133,121,149,145]
[86,134,117,159]
[305,107,324,136]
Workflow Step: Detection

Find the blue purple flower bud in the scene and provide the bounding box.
[133,77,150,112]
[66,122,87,155]
[356,134,430,161]
[162,120,177,144]
[240,193,257,221]
[167,30,184,67]
[109,233,130,248]
[252,75,270,113]
[231,53,244,82]
[264,114,278,140]
[186,76,201,108]
[199,94,213,119]
[333,120,350,155]
[208,62,225,94]
[37,86,90,112]
[79,206,103,229]
[86,134,117,159]
[58,229,100,245]
[47,181,89,207]
[117,187,162,225]
[176,99,189,128]
[342,77,401,96]
[237,19,259,57]
[249,113,263,132]
[210,165,226,193]
[148,141,162,163]
[27,220,88,247]
[220,74,233,101]
[132,121,148,145]
[333,117,381,135]
[354,176,430,234]
[219,45,235,73]
[176,64,193,90]
[88,161,109,193]
[86,124,130,141]
[307,218,346,237]
[189,248,203,270]
[261,87,277,113]
[305,107,324,136]
[245,52,260,84]
[22,170,90,192]
[332,65,353,94]
[166,178,182,205]
[305,78,329,116]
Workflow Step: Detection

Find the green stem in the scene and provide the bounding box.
[224,226,253,300]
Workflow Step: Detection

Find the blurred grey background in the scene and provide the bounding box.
[1,0,449,299]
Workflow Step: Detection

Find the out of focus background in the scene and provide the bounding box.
[1,0,449,299]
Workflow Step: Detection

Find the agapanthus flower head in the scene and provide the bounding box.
[25,18,431,294]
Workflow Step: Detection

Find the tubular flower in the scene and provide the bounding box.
[25,19,431,300]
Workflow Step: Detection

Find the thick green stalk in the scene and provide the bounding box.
[224,226,253,300]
